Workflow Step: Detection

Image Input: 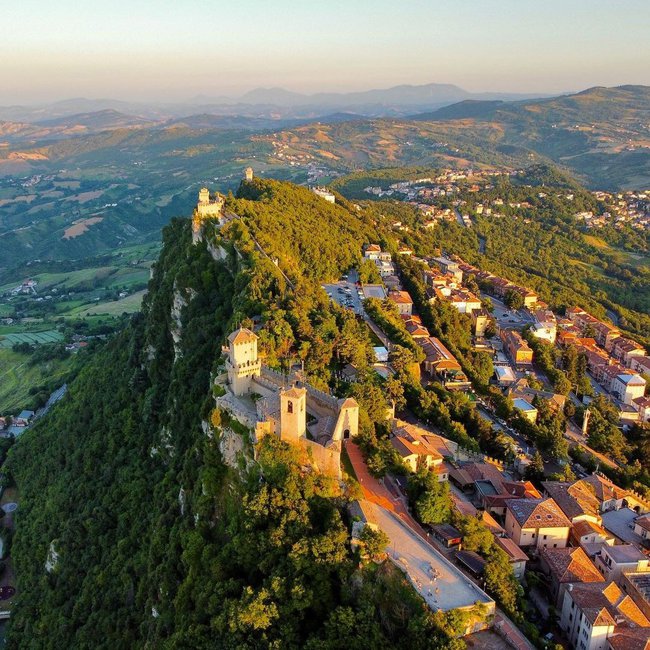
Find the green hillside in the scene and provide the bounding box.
[5,182,470,649]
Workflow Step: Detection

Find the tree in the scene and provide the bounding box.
[415,480,452,525]
[504,289,524,310]
[525,451,545,482]
[357,258,382,284]
[455,515,494,555]
[484,547,521,618]
[360,525,389,559]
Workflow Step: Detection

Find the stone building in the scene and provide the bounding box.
[218,327,359,477]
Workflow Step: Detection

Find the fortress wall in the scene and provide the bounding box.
[303,440,341,479]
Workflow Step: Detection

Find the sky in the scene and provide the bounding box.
[1,0,649,104]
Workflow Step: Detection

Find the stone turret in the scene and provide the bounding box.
[280,385,307,442]
[193,187,225,244]
[225,327,261,396]
[244,167,254,182]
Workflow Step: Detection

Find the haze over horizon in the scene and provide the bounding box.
[2,0,649,104]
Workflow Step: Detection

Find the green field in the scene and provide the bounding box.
[0,331,64,349]
[0,348,72,414]
[75,289,147,316]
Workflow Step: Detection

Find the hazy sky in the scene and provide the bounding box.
[2,0,649,103]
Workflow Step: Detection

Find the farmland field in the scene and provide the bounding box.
[0,331,64,348]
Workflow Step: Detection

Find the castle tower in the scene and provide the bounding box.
[226,328,261,396]
[280,385,307,442]
[198,187,210,205]
[244,167,254,182]
[332,397,359,442]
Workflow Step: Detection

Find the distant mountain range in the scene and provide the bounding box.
[0,82,552,123]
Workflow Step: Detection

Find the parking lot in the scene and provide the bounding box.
[322,269,367,316]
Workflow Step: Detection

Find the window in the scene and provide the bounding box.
[287,401,293,414]
[543,535,547,540]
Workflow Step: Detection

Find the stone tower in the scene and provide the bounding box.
[226,328,261,396]
[332,397,359,442]
[244,167,254,182]
[280,385,307,442]
[198,187,210,205]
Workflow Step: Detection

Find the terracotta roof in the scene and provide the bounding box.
[572,519,609,540]
[282,386,306,399]
[495,535,528,562]
[388,290,413,304]
[228,327,257,345]
[390,435,443,461]
[339,397,359,410]
[506,498,571,529]
[566,582,650,628]
[608,627,650,650]
[543,480,601,521]
[579,474,629,503]
[635,514,650,533]
[541,546,603,584]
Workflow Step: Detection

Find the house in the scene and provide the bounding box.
[505,498,571,549]
[432,523,463,548]
[417,337,470,388]
[311,186,336,203]
[566,307,621,350]
[494,366,516,386]
[531,309,557,343]
[633,514,650,542]
[494,536,528,580]
[509,380,566,413]
[571,520,616,558]
[402,316,430,339]
[609,336,646,366]
[447,288,482,315]
[540,546,604,607]
[633,396,650,423]
[433,256,463,282]
[389,425,447,479]
[500,329,533,366]
[560,582,649,650]
[388,291,413,316]
[619,571,650,621]
[595,545,650,582]
[340,364,359,383]
[577,474,634,514]
[606,626,650,650]
[610,373,646,407]
[542,480,603,526]
[455,550,486,579]
[512,398,538,423]
[472,309,490,337]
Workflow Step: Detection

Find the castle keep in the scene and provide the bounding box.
[217,326,358,477]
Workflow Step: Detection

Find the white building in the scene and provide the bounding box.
[312,187,336,203]
[504,498,571,549]
[531,309,557,344]
[559,582,649,650]
[610,373,646,406]
[594,545,649,582]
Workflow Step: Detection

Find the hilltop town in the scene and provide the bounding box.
[183,174,650,649]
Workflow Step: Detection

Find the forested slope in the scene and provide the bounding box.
[6,182,467,648]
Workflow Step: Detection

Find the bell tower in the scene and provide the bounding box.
[280,385,307,442]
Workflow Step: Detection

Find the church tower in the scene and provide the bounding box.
[226,327,261,396]
[244,166,254,182]
[280,385,307,442]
